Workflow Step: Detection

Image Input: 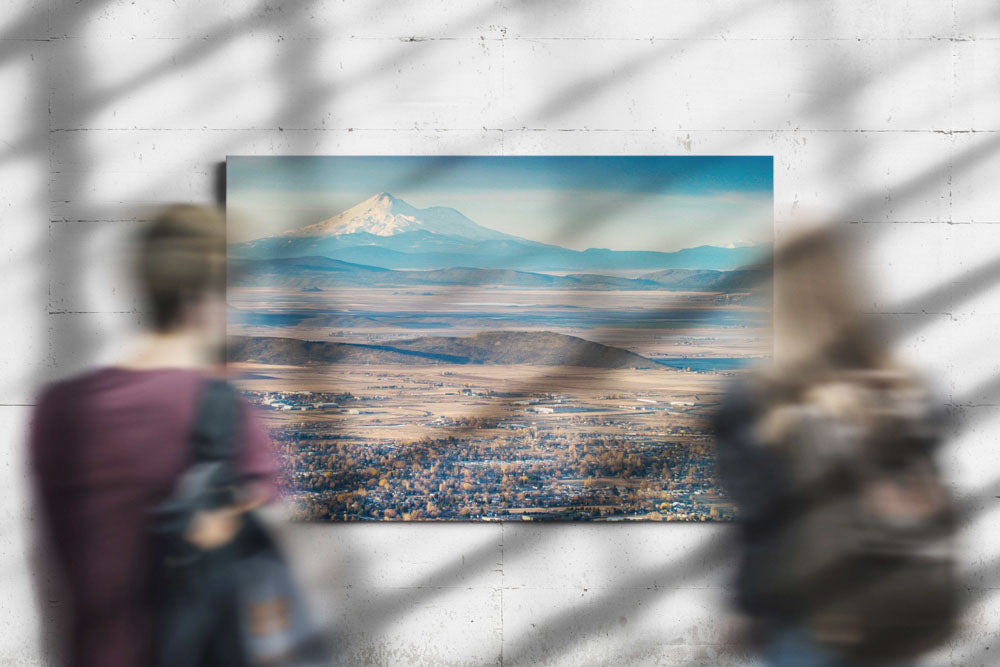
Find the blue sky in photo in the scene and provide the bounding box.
[227,156,773,251]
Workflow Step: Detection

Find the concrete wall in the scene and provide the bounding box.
[2,1,998,664]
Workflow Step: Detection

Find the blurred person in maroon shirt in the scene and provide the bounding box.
[29,205,276,667]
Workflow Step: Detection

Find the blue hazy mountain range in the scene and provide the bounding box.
[228,257,770,304]
[228,255,770,293]
[229,192,770,272]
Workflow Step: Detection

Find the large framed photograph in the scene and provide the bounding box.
[226,156,772,521]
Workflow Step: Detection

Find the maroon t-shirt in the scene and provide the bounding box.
[29,367,276,667]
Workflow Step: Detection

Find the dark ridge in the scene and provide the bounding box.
[227,331,665,369]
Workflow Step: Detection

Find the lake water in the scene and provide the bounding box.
[652,357,764,371]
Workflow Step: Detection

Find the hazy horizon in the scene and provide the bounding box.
[227,156,773,252]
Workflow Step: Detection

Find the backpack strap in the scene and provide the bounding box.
[150,379,242,541]
[189,378,241,465]
[170,378,242,512]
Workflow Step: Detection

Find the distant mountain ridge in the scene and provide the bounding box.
[228,331,667,369]
[229,192,770,271]
[228,255,770,292]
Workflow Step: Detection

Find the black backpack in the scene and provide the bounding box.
[729,373,959,662]
[150,379,328,666]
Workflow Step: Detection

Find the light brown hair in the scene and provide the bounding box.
[136,204,226,331]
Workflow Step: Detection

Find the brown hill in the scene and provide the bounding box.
[227,331,664,369]
[383,331,663,368]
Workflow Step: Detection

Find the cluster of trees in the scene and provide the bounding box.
[268,418,730,522]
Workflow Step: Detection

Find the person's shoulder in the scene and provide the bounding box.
[33,367,108,407]
[710,377,763,440]
[29,369,118,447]
[717,374,775,415]
[35,366,207,407]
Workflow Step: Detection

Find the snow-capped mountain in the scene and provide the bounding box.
[279,192,512,241]
[230,192,771,272]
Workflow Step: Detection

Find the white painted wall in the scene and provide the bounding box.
[2,1,998,664]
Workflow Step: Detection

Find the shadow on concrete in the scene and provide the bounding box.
[9,0,1000,665]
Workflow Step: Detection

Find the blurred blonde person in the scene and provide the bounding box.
[713,227,958,666]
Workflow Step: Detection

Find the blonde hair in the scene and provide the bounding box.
[778,228,888,369]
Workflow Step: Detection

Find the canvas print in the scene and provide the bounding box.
[226,156,772,521]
